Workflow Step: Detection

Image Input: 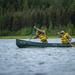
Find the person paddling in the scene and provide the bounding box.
[32,26,48,43]
[58,30,72,44]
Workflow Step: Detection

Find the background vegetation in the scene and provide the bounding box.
[0,0,75,36]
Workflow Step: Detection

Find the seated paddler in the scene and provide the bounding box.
[32,26,48,43]
[58,30,72,44]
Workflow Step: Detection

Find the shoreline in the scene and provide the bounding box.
[0,36,75,39]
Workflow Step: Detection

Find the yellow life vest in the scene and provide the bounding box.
[38,34,47,42]
[61,33,68,44]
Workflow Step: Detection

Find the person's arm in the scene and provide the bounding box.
[34,26,44,34]
[32,30,39,39]
[33,34,38,39]
[66,35,72,42]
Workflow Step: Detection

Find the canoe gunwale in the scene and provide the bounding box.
[16,39,75,48]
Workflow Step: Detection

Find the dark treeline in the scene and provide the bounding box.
[0,0,75,36]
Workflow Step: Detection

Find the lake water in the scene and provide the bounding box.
[0,38,75,75]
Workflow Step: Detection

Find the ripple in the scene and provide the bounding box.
[39,62,45,65]
[0,39,75,75]
[35,73,47,75]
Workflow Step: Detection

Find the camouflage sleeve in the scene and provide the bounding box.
[66,35,72,41]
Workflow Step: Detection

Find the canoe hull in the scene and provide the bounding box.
[16,39,75,48]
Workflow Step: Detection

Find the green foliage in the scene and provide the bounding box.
[41,25,47,31]
[0,30,11,36]
[16,27,31,36]
[0,0,75,36]
[66,22,74,35]
[47,24,58,36]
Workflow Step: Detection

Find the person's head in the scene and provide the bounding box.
[60,30,65,35]
[42,30,45,33]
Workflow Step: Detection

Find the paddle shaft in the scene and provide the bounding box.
[63,37,75,48]
[69,42,75,47]
[29,28,34,41]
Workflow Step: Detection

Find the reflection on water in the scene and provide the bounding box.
[0,38,75,75]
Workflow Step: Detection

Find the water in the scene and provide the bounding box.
[0,38,75,75]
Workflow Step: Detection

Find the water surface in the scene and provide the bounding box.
[0,38,75,75]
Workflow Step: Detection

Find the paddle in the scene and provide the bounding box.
[63,37,75,48]
[29,28,34,41]
[58,31,75,47]
[69,42,75,48]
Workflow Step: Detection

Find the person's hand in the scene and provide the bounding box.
[58,32,60,35]
[68,39,71,43]
[34,26,36,29]
[58,32,62,37]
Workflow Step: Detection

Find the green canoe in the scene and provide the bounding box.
[16,39,75,48]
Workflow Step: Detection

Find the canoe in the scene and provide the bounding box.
[16,39,75,48]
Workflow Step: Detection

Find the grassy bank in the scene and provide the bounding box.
[0,36,75,39]
[0,36,29,39]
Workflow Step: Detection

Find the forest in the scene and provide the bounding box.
[0,0,75,36]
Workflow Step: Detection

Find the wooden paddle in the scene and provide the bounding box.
[63,37,75,48]
[69,42,75,48]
